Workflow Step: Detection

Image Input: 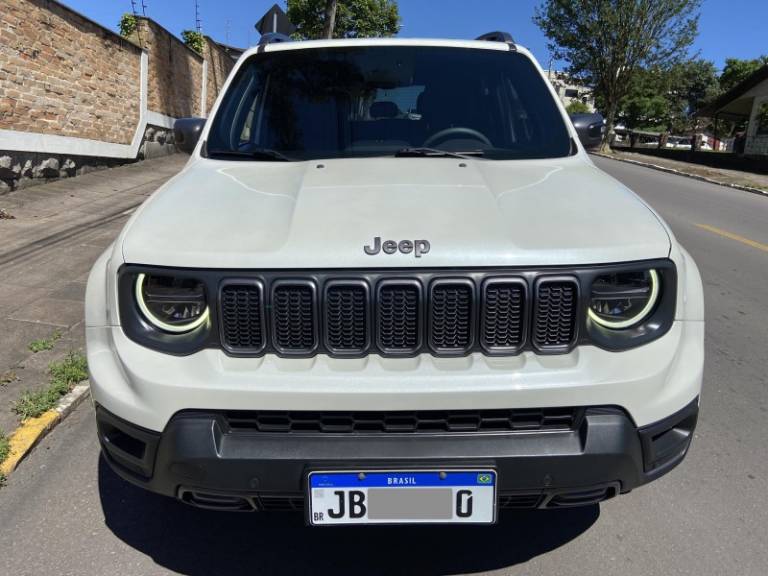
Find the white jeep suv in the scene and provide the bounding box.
[86,32,704,524]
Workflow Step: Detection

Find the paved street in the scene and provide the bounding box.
[0,156,767,575]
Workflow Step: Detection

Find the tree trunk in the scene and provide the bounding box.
[600,101,617,153]
[322,0,337,39]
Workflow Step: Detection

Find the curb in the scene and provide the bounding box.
[591,152,768,197]
[0,382,90,478]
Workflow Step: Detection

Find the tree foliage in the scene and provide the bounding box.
[566,100,592,114]
[616,59,718,134]
[534,0,701,150]
[287,0,400,39]
[118,13,138,38]
[181,30,206,55]
[718,56,768,93]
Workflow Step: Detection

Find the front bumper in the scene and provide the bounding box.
[96,398,698,512]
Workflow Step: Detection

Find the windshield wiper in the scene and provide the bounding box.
[206,148,294,162]
[395,147,484,159]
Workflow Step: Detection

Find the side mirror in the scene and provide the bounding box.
[569,113,605,150]
[173,117,206,154]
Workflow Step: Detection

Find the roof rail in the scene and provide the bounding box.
[258,32,292,46]
[475,31,516,47]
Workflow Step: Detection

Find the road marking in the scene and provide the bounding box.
[694,223,768,254]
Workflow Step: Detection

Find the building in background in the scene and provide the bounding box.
[546,70,596,112]
[696,64,768,157]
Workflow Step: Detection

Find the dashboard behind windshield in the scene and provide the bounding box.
[206,45,572,161]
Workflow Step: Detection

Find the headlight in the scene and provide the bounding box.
[135,273,209,333]
[588,269,660,329]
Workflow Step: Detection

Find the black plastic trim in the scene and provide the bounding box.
[480,276,528,355]
[270,279,319,356]
[323,279,372,356]
[95,399,698,506]
[532,275,580,354]
[218,278,267,356]
[117,259,677,358]
[428,277,476,355]
[375,278,424,356]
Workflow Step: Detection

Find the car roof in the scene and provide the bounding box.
[239,37,531,60]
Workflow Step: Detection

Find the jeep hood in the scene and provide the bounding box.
[120,157,670,268]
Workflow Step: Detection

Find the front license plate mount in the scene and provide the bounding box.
[307,469,496,526]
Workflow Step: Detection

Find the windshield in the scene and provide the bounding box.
[206,45,572,161]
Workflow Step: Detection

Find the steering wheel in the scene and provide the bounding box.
[423,127,492,148]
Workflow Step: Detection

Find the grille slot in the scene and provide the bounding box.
[429,281,474,352]
[533,279,578,349]
[325,283,368,353]
[481,280,525,353]
[220,283,265,352]
[224,407,581,435]
[377,282,421,353]
[272,282,317,353]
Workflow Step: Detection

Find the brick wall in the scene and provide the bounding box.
[204,38,238,114]
[0,0,241,192]
[0,0,142,145]
[139,18,204,119]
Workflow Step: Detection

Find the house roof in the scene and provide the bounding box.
[696,64,768,118]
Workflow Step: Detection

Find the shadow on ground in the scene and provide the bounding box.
[98,457,599,575]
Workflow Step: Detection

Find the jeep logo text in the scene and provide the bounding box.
[364,237,430,258]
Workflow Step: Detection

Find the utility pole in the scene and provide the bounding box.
[322,0,337,39]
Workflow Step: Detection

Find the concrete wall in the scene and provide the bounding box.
[0,0,239,193]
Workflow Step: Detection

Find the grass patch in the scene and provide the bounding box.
[0,431,9,488]
[0,431,9,463]
[12,352,88,421]
[28,330,63,353]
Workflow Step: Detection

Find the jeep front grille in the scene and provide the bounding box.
[217,270,582,357]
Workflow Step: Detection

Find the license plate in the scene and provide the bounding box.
[308,470,496,525]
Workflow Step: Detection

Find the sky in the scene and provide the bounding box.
[62,0,767,72]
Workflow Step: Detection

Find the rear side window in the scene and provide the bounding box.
[207,46,571,160]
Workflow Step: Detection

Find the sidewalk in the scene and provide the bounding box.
[0,155,187,436]
[597,149,768,194]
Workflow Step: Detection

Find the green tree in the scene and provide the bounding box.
[287,0,400,39]
[618,67,671,133]
[667,59,719,133]
[718,56,768,93]
[181,30,206,55]
[118,13,138,38]
[566,100,591,114]
[616,59,718,144]
[534,0,701,151]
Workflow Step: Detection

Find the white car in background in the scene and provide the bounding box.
[86,31,704,525]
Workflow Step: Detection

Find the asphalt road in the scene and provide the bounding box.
[1,157,767,576]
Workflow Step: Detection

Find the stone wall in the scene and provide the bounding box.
[0,0,142,145]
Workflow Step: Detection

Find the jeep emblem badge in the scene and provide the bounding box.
[364,237,430,258]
